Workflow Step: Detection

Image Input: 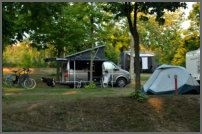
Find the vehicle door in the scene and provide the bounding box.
[102,61,121,84]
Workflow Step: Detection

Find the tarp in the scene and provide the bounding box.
[141,64,200,95]
[44,45,106,62]
[65,45,106,60]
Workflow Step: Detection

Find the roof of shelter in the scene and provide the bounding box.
[65,45,106,60]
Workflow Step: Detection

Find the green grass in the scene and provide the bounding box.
[2,87,133,101]
[194,122,200,132]
[2,128,18,132]
[140,76,150,81]
[2,72,149,102]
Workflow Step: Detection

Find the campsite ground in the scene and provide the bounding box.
[2,70,200,132]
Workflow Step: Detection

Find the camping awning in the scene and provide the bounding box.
[44,57,67,62]
[65,45,106,60]
[44,45,106,62]
[69,59,107,61]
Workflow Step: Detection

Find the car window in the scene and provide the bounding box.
[103,62,115,70]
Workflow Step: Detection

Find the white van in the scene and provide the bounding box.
[186,48,200,82]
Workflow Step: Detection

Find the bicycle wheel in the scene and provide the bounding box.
[10,79,20,88]
[19,76,26,88]
[5,74,15,88]
[5,78,12,87]
[24,78,36,89]
[31,79,36,89]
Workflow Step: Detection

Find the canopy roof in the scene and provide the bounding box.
[65,45,106,60]
[44,45,106,62]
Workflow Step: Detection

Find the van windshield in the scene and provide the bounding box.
[103,62,116,70]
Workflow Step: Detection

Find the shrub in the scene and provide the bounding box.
[129,90,149,102]
[49,73,56,76]
[84,81,96,89]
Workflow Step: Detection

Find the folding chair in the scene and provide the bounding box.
[100,74,112,88]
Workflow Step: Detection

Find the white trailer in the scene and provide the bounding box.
[186,48,200,82]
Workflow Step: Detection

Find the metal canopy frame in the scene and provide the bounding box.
[44,45,107,88]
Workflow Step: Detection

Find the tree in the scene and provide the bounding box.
[77,2,112,83]
[138,9,185,65]
[101,19,130,64]
[28,3,89,80]
[104,2,186,90]
[172,2,200,66]
[2,2,64,50]
[28,2,112,81]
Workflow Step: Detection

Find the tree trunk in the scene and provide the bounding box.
[133,32,141,91]
[133,3,141,91]
[129,36,135,84]
[125,2,141,90]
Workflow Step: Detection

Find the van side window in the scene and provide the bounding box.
[70,61,88,70]
[103,62,115,70]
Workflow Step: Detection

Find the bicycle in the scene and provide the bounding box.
[5,68,36,89]
[22,68,36,89]
[5,70,22,88]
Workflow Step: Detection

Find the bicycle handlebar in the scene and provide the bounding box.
[11,68,31,74]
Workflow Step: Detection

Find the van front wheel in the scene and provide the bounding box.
[116,78,126,88]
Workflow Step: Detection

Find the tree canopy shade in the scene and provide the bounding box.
[2,2,64,50]
[2,2,118,80]
[103,2,186,90]
[138,9,185,65]
[172,2,200,66]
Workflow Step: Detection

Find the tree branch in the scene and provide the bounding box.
[125,2,134,35]
[134,2,138,31]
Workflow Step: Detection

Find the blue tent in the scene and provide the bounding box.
[141,64,200,95]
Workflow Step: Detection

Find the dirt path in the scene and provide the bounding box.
[4,91,78,96]
[2,95,200,132]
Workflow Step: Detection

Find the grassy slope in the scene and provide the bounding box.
[2,72,200,132]
[2,95,200,132]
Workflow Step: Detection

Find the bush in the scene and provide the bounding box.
[49,73,56,76]
[84,81,96,89]
[129,90,148,102]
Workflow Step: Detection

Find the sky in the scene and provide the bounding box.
[181,2,195,30]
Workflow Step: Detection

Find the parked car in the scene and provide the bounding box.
[45,45,131,88]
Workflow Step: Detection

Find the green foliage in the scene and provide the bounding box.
[129,90,148,102]
[2,95,9,100]
[2,2,65,49]
[2,40,56,68]
[105,45,119,64]
[138,9,185,65]
[3,2,195,70]
[172,2,200,66]
[49,73,56,76]
[103,2,186,90]
[84,81,96,89]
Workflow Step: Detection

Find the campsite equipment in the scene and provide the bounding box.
[118,50,159,73]
[5,68,36,89]
[44,45,131,88]
[141,64,200,95]
[175,75,178,95]
[186,48,200,82]
[41,77,55,87]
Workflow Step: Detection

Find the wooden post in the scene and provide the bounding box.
[74,60,76,88]
[174,75,178,95]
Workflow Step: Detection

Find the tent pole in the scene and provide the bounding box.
[67,60,70,82]
[74,60,76,88]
